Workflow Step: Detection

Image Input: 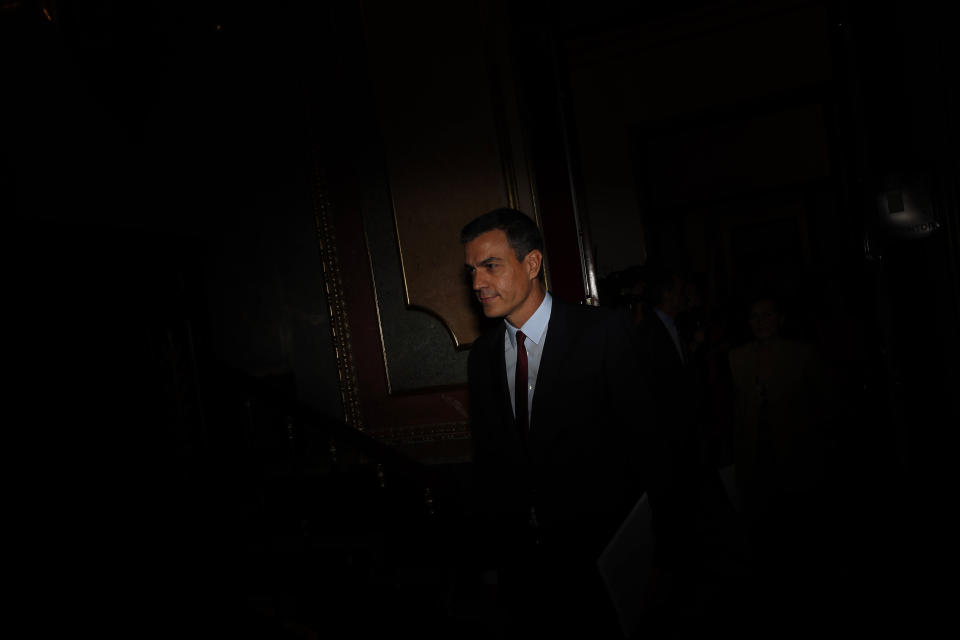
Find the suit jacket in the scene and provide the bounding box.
[634,308,717,571]
[467,298,650,563]
[634,308,705,454]
[636,309,690,400]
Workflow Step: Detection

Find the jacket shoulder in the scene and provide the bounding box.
[466,322,504,365]
[552,298,631,327]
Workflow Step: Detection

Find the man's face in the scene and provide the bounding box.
[749,299,782,341]
[661,276,687,316]
[464,229,542,327]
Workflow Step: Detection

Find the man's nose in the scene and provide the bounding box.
[471,270,486,290]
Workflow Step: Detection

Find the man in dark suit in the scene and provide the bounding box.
[635,268,741,627]
[632,268,702,602]
[635,267,701,458]
[461,208,648,637]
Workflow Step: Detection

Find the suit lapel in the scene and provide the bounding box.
[484,324,528,448]
[480,324,509,418]
[493,326,514,426]
[529,301,573,434]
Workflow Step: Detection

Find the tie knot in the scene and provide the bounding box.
[516,330,526,346]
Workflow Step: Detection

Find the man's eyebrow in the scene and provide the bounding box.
[465,257,502,268]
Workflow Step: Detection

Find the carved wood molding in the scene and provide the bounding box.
[373,422,472,446]
[312,157,364,431]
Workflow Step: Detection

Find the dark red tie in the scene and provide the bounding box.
[515,330,528,430]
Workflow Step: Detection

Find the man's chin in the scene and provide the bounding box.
[480,303,503,318]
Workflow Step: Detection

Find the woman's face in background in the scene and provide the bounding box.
[748,298,782,341]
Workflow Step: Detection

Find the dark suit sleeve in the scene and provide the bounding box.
[464,333,515,569]
[466,343,493,518]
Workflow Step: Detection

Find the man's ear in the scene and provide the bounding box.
[525,250,543,280]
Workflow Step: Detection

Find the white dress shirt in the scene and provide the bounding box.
[655,307,685,365]
[504,292,552,424]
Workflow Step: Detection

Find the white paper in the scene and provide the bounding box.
[596,492,655,637]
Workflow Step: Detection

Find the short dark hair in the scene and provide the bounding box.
[460,207,544,266]
[745,288,783,316]
[644,266,685,306]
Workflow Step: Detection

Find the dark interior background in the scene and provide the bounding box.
[5,0,957,635]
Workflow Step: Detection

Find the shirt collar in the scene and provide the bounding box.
[505,292,552,349]
[654,307,676,330]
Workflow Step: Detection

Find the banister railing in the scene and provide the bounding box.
[205,363,454,515]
